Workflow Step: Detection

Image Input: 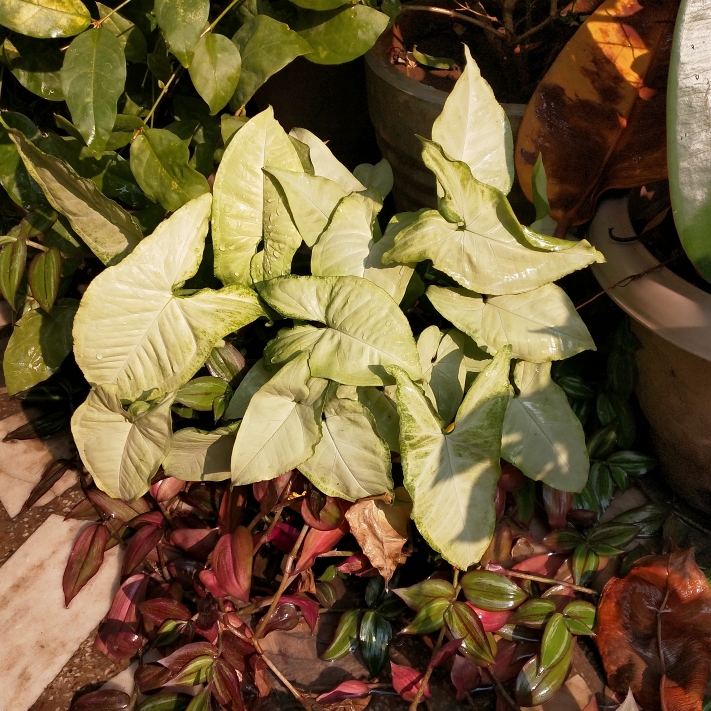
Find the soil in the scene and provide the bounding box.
[390,0,580,103]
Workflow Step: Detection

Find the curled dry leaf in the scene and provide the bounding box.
[596,549,711,711]
[344,494,412,585]
[515,0,678,233]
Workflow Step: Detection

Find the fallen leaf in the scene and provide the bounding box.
[596,549,711,711]
[345,497,411,585]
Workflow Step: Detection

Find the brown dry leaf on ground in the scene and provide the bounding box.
[345,490,412,585]
[595,549,711,711]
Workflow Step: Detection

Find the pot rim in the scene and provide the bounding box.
[365,26,527,117]
[588,196,711,361]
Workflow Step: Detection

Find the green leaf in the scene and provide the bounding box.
[587,423,618,459]
[531,153,550,222]
[188,33,241,115]
[0,116,47,210]
[606,450,657,476]
[444,601,496,665]
[3,299,79,395]
[394,580,455,610]
[515,645,572,706]
[73,195,266,400]
[353,159,393,199]
[510,599,556,629]
[2,36,64,101]
[0,0,91,38]
[412,46,456,70]
[28,246,61,312]
[612,502,667,538]
[223,358,280,420]
[571,544,599,586]
[205,341,246,384]
[459,571,527,611]
[359,610,392,677]
[387,347,511,570]
[137,694,191,711]
[130,128,209,212]
[61,27,127,157]
[154,0,209,67]
[231,16,312,107]
[502,361,589,493]
[321,609,361,660]
[212,107,302,285]
[163,422,239,481]
[176,376,228,411]
[0,237,26,309]
[356,385,400,453]
[230,352,328,485]
[382,143,602,295]
[289,127,364,192]
[260,275,422,386]
[264,168,346,247]
[4,125,142,265]
[72,386,174,501]
[401,597,449,634]
[299,390,393,502]
[556,375,595,399]
[431,45,513,194]
[668,0,711,282]
[263,324,322,366]
[295,6,389,65]
[585,522,638,556]
[562,600,596,635]
[540,612,572,672]
[97,2,147,63]
[290,0,351,9]
[170,655,214,686]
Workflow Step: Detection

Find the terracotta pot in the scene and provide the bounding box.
[587,197,711,513]
[364,27,529,217]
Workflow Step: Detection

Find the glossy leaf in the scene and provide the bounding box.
[562,600,596,635]
[28,247,61,312]
[596,549,711,711]
[387,347,510,570]
[571,544,599,586]
[353,159,393,198]
[96,3,146,62]
[4,299,79,395]
[359,610,392,677]
[510,599,557,629]
[61,28,126,157]
[460,571,527,611]
[606,450,657,476]
[401,597,449,635]
[176,376,228,411]
[3,36,64,102]
[502,360,589,492]
[445,601,496,665]
[212,107,302,285]
[260,276,422,386]
[515,644,573,706]
[0,237,26,308]
[212,526,252,602]
[73,195,265,401]
[540,612,572,672]
[63,522,108,606]
[231,16,312,107]
[432,45,513,193]
[586,522,639,556]
[5,126,142,264]
[0,0,91,38]
[130,128,210,212]
[383,142,602,295]
[321,608,361,660]
[122,524,164,576]
[154,0,209,67]
[189,33,241,115]
[394,579,456,611]
[295,521,348,573]
[515,0,677,232]
[295,6,389,65]
[316,681,372,705]
[612,503,668,538]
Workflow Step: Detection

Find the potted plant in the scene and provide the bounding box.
[513,0,711,512]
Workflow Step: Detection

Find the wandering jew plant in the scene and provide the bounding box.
[3,47,603,570]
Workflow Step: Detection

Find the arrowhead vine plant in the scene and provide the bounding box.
[0,8,664,708]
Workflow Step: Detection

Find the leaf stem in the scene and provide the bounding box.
[399,5,505,40]
[408,627,445,711]
[253,506,284,555]
[505,570,598,595]
[201,0,249,37]
[254,523,309,640]
[26,240,48,252]
[143,68,182,127]
[95,0,135,26]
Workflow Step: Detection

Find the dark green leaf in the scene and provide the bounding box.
[574,480,600,513]
[606,450,657,476]
[609,464,627,491]
[0,237,26,308]
[97,2,147,63]
[154,0,209,67]
[542,527,585,554]
[515,645,573,706]
[460,571,527,611]
[510,599,556,629]
[290,0,351,9]
[188,33,241,115]
[612,502,668,537]
[0,0,91,39]
[2,36,64,101]
[0,120,46,210]
[588,461,615,510]
[315,581,337,608]
[28,247,61,312]
[137,694,191,711]
[571,544,599,586]
[570,397,591,427]
[176,376,228,411]
[562,600,596,635]
[540,612,572,672]
[321,609,361,660]
[147,51,173,83]
[359,610,392,677]
[585,522,638,556]
[496,623,542,643]
[295,6,389,65]
[394,579,455,611]
[231,16,312,108]
[376,594,408,621]
[365,575,385,608]
[556,375,595,399]
[607,347,637,399]
[444,601,496,665]
[400,597,449,635]
[513,478,535,523]
[587,423,618,459]
[130,128,210,212]
[597,392,636,448]
[61,28,127,157]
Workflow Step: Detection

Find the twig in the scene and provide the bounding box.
[489,669,521,711]
[399,5,505,39]
[247,510,266,532]
[517,0,559,41]
[316,550,356,558]
[506,570,598,595]
[408,627,446,711]
[253,507,284,555]
[143,68,182,126]
[94,0,134,26]
[257,646,322,711]
[201,0,249,37]
[254,523,309,640]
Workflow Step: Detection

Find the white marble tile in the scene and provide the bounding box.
[0,408,77,518]
[0,514,122,711]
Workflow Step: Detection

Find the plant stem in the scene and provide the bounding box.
[253,506,284,555]
[143,68,182,127]
[505,570,598,595]
[95,0,134,26]
[408,627,446,711]
[201,0,249,36]
[489,668,521,711]
[26,240,48,252]
[399,5,505,40]
[254,523,309,640]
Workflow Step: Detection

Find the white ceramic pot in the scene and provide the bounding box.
[588,197,711,512]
